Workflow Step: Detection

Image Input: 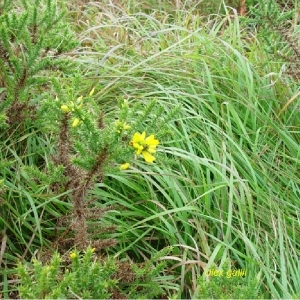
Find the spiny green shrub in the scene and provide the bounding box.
[37,78,176,251]
[0,0,77,131]
[0,0,79,276]
[246,0,300,80]
[17,246,173,299]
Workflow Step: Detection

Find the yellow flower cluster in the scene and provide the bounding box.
[120,132,159,169]
[129,131,159,163]
[61,95,84,128]
[60,88,94,128]
[61,95,83,113]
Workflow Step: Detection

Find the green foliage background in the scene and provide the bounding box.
[1,0,300,299]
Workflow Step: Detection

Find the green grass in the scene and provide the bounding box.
[1,0,300,299]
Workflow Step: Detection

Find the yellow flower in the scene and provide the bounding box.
[91,247,96,253]
[130,131,159,163]
[72,118,80,127]
[120,163,130,170]
[141,151,155,163]
[70,252,77,259]
[89,87,95,96]
[61,105,70,112]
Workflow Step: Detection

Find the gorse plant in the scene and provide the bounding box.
[0,0,77,131]
[17,245,173,299]
[17,246,117,299]
[0,0,79,272]
[246,0,300,80]
[46,79,171,250]
[1,75,171,254]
